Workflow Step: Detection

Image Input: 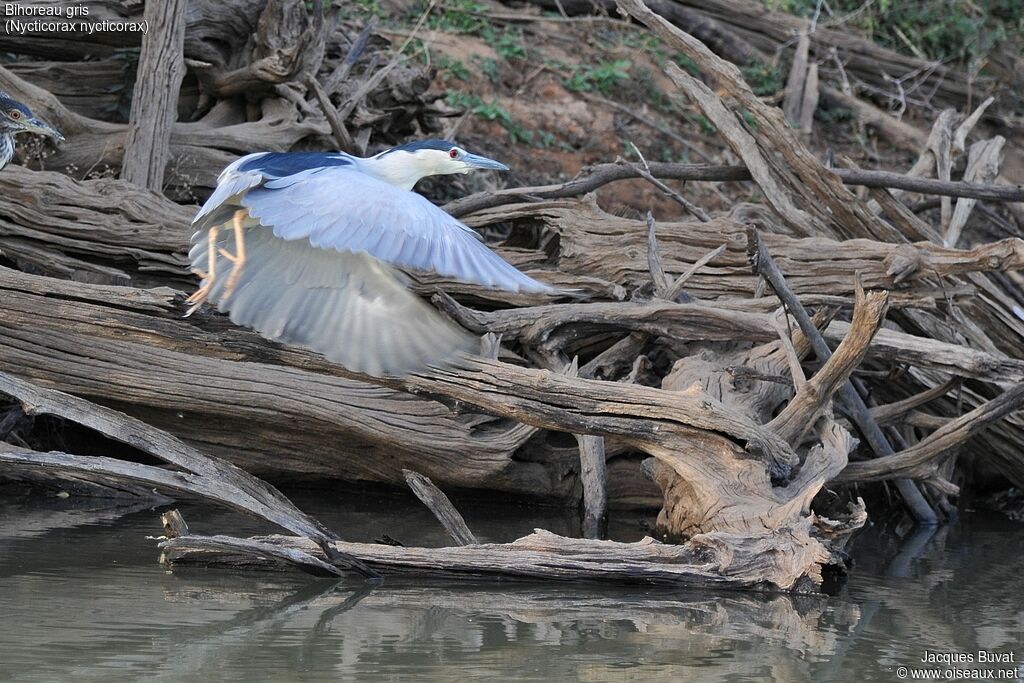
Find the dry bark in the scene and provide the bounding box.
[120,0,189,190]
[402,469,479,546]
[161,523,855,592]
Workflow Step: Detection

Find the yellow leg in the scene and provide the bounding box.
[219,209,247,302]
[184,225,220,316]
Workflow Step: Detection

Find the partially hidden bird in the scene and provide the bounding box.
[187,139,554,376]
[0,91,64,171]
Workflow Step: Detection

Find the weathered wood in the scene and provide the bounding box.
[120,0,188,190]
[161,524,848,592]
[402,469,479,546]
[0,443,365,577]
[838,382,1024,483]
[0,270,568,498]
[782,32,810,126]
[576,435,608,540]
[0,372,344,546]
[161,509,190,538]
[462,199,1024,303]
[945,137,1006,248]
[769,284,889,445]
[797,63,818,141]
[160,534,346,578]
[749,231,937,524]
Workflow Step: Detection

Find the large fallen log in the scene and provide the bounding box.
[160,524,852,592]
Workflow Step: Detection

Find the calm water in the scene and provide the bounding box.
[0,488,1021,682]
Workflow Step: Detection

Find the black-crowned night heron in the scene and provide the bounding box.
[188,139,554,376]
[0,92,64,171]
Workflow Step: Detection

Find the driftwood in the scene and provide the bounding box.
[120,0,188,190]
[750,231,935,522]
[402,469,479,546]
[161,524,850,592]
[2,0,1024,593]
[0,366,858,591]
[0,371,378,573]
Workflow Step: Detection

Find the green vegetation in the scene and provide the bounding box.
[563,59,632,94]
[433,53,470,82]
[422,0,488,33]
[444,91,558,146]
[338,0,386,19]
[671,51,700,76]
[763,0,1022,64]
[694,114,715,135]
[478,57,501,84]
[492,27,527,60]
[740,62,783,97]
[445,91,536,144]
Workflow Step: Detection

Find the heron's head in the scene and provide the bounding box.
[368,139,508,190]
[0,92,64,142]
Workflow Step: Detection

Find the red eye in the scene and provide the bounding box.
[449,149,458,159]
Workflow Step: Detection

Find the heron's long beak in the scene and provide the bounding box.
[25,117,64,143]
[463,152,509,171]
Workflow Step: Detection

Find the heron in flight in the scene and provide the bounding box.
[0,92,64,171]
[187,140,553,376]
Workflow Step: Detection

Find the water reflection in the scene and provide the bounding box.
[0,490,1021,681]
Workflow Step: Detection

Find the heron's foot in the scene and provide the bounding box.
[184,225,220,317]
[218,210,248,302]
[184,270,214,316]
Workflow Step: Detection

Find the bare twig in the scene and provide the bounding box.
[625,157,711,222]
[306,74,359,155]
[646,211,670,294]
[663,243,727,301]
[869,378,962,426]
[324,18,377,96]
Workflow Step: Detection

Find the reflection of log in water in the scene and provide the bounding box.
[154,580,861,681]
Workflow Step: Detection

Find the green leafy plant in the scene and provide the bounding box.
[494,28,527,60]
[479,57,501,84]
[445,91,545,146]
[433,53,470,82]
[563,59,631,94]
[740,62,783,96]
[762,0,1022,64]
[422,0,488,33]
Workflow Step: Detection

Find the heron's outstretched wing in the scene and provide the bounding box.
[236,165,553,294]
[192,226,476,376]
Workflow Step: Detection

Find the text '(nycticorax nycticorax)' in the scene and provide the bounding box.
[187,140,554,376]
[0,91,64,171]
